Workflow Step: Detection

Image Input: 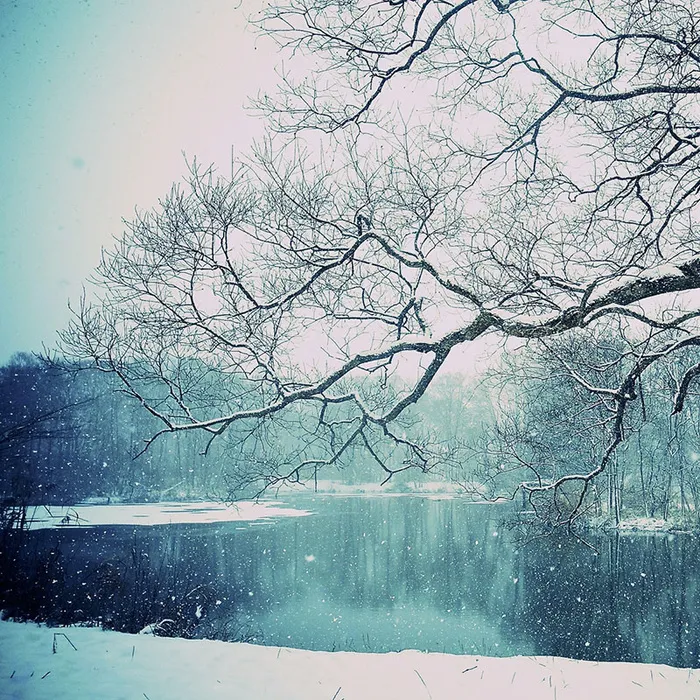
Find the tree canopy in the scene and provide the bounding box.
[62,0,700,517]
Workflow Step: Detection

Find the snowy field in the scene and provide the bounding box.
[0,620,698,700]
[23,501,312,530]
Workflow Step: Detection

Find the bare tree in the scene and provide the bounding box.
[61,0,700,514]
[469,324,700,524]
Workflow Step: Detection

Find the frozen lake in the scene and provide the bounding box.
[2,495,699,667]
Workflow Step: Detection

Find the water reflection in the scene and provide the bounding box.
[1,496,699,666]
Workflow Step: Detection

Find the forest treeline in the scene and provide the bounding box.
[0,353,489,505]
[0,353,225,504]
[471,332,700,527]
[2,344,700,526]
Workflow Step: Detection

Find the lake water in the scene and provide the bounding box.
[2,495,699,667]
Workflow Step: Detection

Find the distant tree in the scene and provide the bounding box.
[475,325,700,528]
[61,0,700,518]
[0,354,90,505]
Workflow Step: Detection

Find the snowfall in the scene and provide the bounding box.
[2,500,700,699]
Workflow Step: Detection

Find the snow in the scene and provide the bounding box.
[1,619,698,700]
[23,501,311,530]
[617,517,669,532]
[636,263,685,281]
[278,480,462,497]
[586,264,687,307]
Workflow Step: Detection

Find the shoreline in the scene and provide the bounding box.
[1,619,698,699]
[14,494,700,535]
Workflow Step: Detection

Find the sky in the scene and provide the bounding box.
[0,0,275,363]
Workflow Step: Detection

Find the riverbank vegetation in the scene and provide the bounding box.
[0,353,488,507]
[2,347,700,533]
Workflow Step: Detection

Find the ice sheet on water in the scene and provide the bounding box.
[24,501,312,530]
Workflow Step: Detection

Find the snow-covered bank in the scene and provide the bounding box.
[23,501,311,530]
[584,515,698,534]
[0,621,698,700]
[278,480,466,498]
[616,517,694,533]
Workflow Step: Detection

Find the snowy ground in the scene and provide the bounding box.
[23,501,312,530]
[0,620,698,700]
[617,517,686,532]
[281,479,464,496]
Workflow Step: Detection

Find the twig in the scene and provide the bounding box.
[52,632,77,653]
[414,669,432,699]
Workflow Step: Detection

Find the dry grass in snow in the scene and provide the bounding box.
[1,620,698,700]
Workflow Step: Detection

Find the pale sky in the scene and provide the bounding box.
[0,0,275,363]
